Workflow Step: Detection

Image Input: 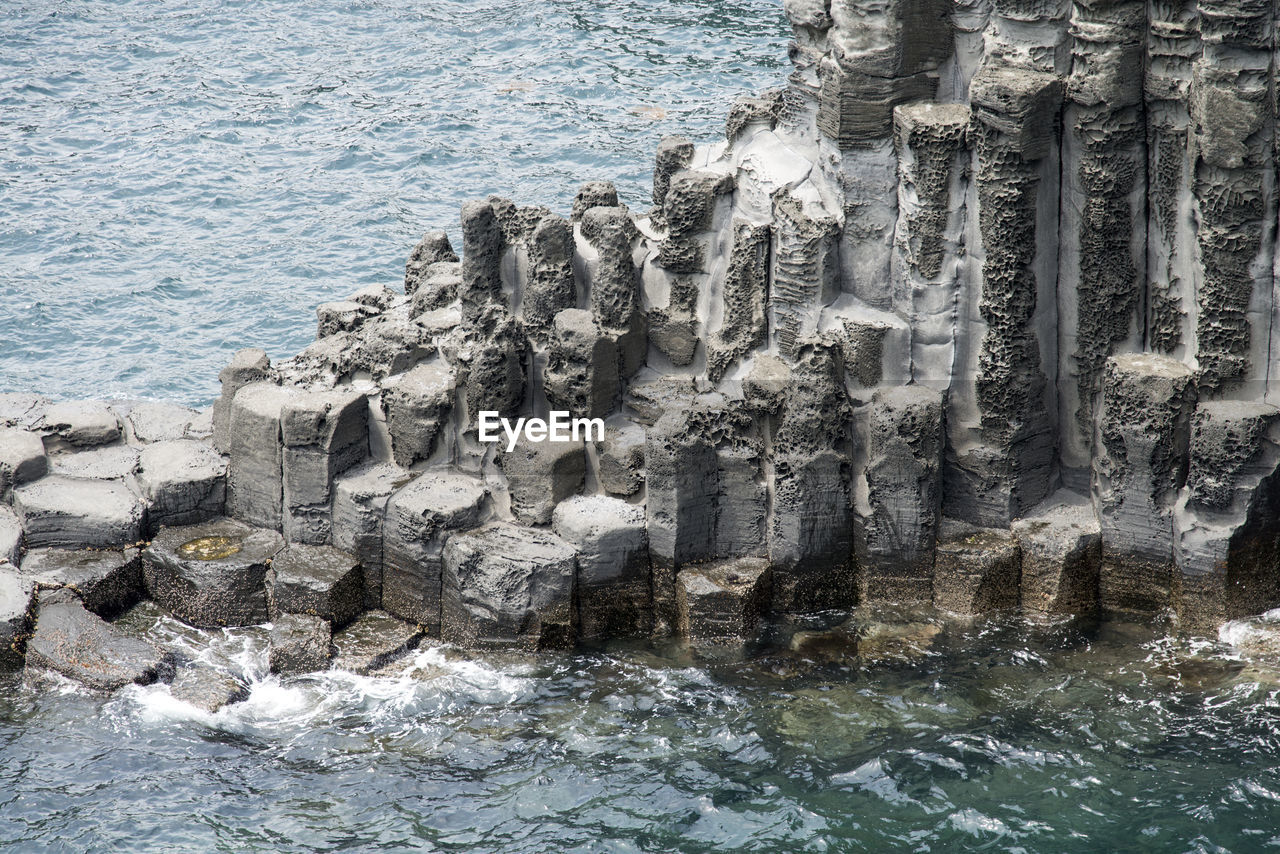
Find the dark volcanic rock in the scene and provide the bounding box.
[143,518,283,628]
[269,613,333,675]
[267,543,363,629]
[27,591,171,691]
[18,547,143,619]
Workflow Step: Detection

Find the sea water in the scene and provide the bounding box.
[0,0,787,404]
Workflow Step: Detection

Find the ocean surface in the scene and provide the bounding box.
[0,0,788,405]
[5,608,1280,852]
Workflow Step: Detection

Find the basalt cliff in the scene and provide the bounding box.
[2,0,1280,688]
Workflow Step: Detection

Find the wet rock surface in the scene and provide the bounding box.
[26,590,171,691]
[143,518,282,628]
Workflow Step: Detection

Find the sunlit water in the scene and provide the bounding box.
[0,0,788,404]
[4,608,1280,852]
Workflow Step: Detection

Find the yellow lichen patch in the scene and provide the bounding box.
[177,535,242,561]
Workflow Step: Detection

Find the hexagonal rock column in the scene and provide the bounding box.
[18,547,142,619]
[543,309,620,420]
[226,381,299,531]
[501,437,585,526]
[441,523,578,650]
[769,341,855,612]
[645,407,718,633]
[42,400,122,449]
[0,572,36,670]
[26,590,170,691]
[675,558,771,653]
[135,439,227,534]
[1093,354,1195,615]
[212,348,272,453]
[1174,402,1280,633]
[267,543,362,630]
[552,496,651,640]
[597,417,645,498]
[580,206,645,377]
[332,461,412,611]
[855,385,944,604]
[142,518,283,628]
[381,360,456,468]
[932,528,1021,616]
[269,613,334,675]
[1012,492,1101,617]
[0,427,47,494]
[13,476,145,549]
[281,388,369,544]
[381,473,488,632]
[331,610,424,674]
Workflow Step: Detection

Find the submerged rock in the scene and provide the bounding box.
[331,610,424,674]
[169,666,250,713]
[269,613,333,675]
[26,590,171,691]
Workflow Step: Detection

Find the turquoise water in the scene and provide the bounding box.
[0,0,788,405]
[4,610,1280,852]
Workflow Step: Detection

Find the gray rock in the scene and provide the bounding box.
[212,348,272,453]
[267,542,362,629]
[933,528,1021,615]
[0,571,36,670]
[42,401,122,448]
[522,215,578,342]
[597,417,645,497]
[1094,354,1195,615]
[269,613,333,675]
[18,547,143,619]
[331,609,424,674]
[552,495,651,640]
[856,386,944,604]
[169,666,249,712]
[571,180,619,221]
[381,473,488,631]
[1174,401,1280,632]
[543,309,620,419]
[652,136,694,211]
[49,445,140,480]
[226,381,297,531]
[0,393,47,431]
[676,558,771,651]
[581,206,645,377]
[0,506,20,569]
[135,439,227,533]
[126,402,201,444]
[26,590,170,691]
[14,476,145,548]
[142,518,283,627]
[332,461,413,611]
[280,388,369,544]
[404,230,459,296]
[501,437,585,526]
[0,427,48,492]
[1013,492,1101,616]
[459,200,506,320]
[382,360,456,468]
[441,523,578,649]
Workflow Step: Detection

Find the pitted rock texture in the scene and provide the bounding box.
[13,0,1280,661]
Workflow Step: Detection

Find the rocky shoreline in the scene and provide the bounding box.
[4,0,1280,701]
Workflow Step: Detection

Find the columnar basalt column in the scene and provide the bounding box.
[890,102,970,390]
[1093,353,1196,615]
[1056,0,1146,490]
[944,64,1063,527]
[581,206,646,378]
[1189,0,1276,397]
[1174,401,1280,631]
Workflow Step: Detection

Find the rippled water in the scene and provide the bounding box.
[0,0,788,404]
[3,610,1280,852]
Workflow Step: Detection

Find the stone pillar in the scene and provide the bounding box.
[1093,353,1195,614]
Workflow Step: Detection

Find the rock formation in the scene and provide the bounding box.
[2,0,1280,688]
